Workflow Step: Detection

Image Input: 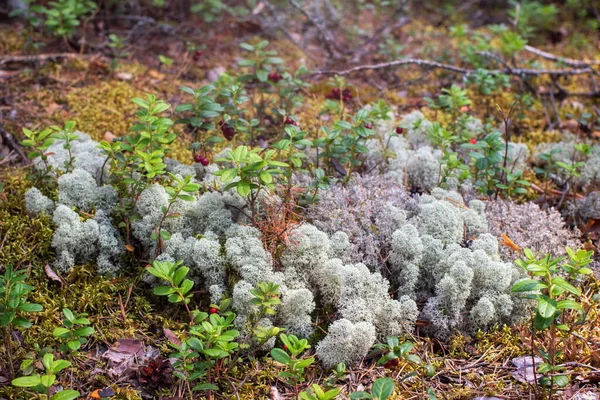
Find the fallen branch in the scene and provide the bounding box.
[0,52,96,66]
[0,125,27,163]
[312,57,596,77]
[288,0,343,59]
[524,44,600,68]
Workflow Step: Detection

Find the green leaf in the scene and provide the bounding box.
[237,180,251,197]
[538,296,557,318]
[552,277,581,296]
[553,375,570,388]
[67,340,81,351]
[40,373,56,387]
[51,390,81,400]
[63,308,75,323]
[219,168,238,183]
[556,299,583,311]
[203,348,229,358]
[73,326,95,337]
[259,171,273,184]
[256,69,269,82]
[17,303,43,312]
[349,392,372,399]
[372,377,395,400]
[131,97,149,109]
[512,279,547,292]
[270,348,290,365]
[53,327,70,337]
[193,383,219,391]
[533,313,554,331]
[154,286,176,296]
[160,230,172,241]
[180,279,194,295]
[12,375,42,387]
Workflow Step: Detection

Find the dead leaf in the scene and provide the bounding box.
[103,131,116,142]
[147,69,165,81]
[116,72,133,81]
[0,70,20,80]
[44,264,65,288]
[512,356,542,383]
[102,339,145,377]
[90,388,115,399]
[163,328,181,346]
[45,102,62,115]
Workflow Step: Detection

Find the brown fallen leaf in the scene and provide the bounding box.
[103,131,116,142]
[44,264,65,288]
[147,69,165,80]
[163,328,181,346]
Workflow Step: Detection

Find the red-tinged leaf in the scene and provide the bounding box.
[44,264,65,288]
[163,328,181,346]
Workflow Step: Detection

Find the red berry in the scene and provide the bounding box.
[364,123,373,129]
[326,88,341,99]
[220,122,236,140]
[200,157,209,166]
[396,127,404,134]
[268,72,282,83]
[283,345,288,351]
[210,308,218,314]
[470,138,477,144]
[384,358,399,369]
[194,154,203,163]
[284,117,297,126]
[192,50,203,62]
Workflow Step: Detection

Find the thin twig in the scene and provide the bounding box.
[312,58,595,77]
[524,44,600,67]
[288,0,343,59]
[0,52,97,66]
[0,125,27,162]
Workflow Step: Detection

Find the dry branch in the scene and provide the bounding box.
[0,52,96,66]
[524,45,600,67]
[288,0,344,59]
[313,57,596,77]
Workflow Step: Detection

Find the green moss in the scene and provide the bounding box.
[64,81,142,141]
[0,170,54,267]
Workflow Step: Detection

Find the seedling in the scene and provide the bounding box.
[53,307,95,353]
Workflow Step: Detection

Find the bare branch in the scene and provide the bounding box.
[312,57,596,77]
[524,44,600,67]
[288,0,343,59]
[0,52,97,66]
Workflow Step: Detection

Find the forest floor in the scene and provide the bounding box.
[1,3,600,399]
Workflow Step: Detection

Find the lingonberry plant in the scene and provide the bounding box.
[153,174,200,256]
[271,333,314,397]
[299,384,341,400]
[248,282,282,346]
[0,266,44,377]
[170,310,239,396]
[52,308,95,354]
[213,145,288,222]
[374,337,436,398]
[316,109,376,183]
[48,121,79,174]
[512,247,594,397]
[175,84,225,158]
[146,260,196,323]
[21,126,58,186]
[12,352,80,400]
[349,377,395,400]
[98,94,175,247]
